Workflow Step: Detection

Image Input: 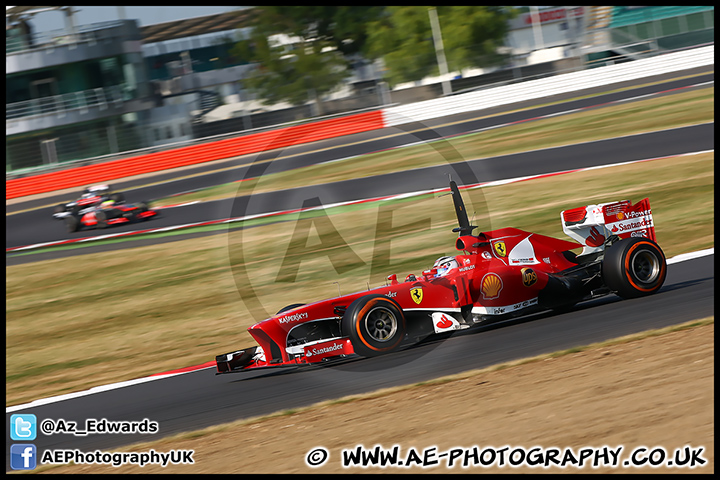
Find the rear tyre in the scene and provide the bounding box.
[602,237,667,299]
[342,294,406,357]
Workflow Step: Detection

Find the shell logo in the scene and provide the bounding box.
[481,273,503,300]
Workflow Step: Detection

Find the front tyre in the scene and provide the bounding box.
[602,237,667,299]
[276,303,305,315]
[65,215,79,233]
[342,294,406,357]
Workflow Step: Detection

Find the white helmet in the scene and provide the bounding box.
[433,256,459,277]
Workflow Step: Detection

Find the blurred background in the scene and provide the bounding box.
[6,6,714,177]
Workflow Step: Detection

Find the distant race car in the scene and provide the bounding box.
[216,180,667,374]
[52,184,157,232]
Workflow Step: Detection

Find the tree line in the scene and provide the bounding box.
[231,6,517,112]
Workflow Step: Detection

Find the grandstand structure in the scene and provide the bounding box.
[6,6,255,174]
[5,6,714,176]
[582,6,714,65]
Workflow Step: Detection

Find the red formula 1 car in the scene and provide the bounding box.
[52,184,157,233]
[216,181,667,373]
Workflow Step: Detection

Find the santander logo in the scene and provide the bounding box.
[305,342,344,358]
[586,226,605,247]
[435,314,454,329]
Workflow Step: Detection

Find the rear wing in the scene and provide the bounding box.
[561,198,656,256]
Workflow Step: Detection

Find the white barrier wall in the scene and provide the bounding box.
[382,45,714,127]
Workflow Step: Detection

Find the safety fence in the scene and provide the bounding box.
[382,45,714,126]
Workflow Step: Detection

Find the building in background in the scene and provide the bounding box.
[584,6,714,66]
[505,6,587,63]
[6,6,156,172]
[6,6,714,176]
[6,6,255,174]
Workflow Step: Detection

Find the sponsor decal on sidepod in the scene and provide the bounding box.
[278,312,309,324]
[305,342,345,358]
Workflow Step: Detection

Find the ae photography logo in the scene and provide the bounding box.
[226,118,491,370]
[304,444,708,470]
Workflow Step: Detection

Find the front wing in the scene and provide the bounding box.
[215,310,477,374]
[216,337,355,374]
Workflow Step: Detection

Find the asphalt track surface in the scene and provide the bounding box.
[6,68,715,469]
[5,255,715,464]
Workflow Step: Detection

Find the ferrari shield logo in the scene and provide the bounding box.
[410,287,423,304]
[493,241,507,257]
